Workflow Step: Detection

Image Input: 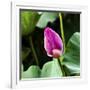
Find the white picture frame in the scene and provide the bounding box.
[11,1,88,89]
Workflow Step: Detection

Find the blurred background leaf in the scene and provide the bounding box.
[62,32,80,76]
[36,12,58,28]
[20,10,40,36]
[21,47,31,61]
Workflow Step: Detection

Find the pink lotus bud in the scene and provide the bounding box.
[44,27,63,58]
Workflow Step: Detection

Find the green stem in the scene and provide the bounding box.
[59,13,65,53]
[29,36,39,66]
[58,58,65,76]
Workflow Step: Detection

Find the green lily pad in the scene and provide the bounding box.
[62,32,80,76]
[21,65,41,78]
[41,58,63,77]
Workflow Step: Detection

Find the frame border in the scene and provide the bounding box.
[11,1,88,88]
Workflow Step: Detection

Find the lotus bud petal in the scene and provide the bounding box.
[44,27,63,58]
